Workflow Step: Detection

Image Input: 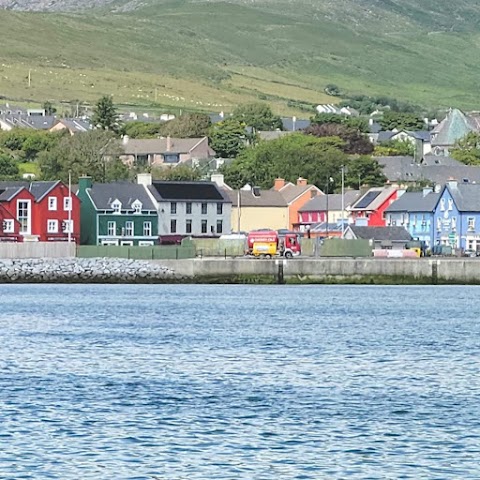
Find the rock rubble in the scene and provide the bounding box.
[0,258,177,283]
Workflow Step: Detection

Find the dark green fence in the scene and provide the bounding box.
[77,245,196,260]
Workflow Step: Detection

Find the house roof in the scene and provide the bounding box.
[227,189,287,207]
[377,131,396,143]
[122,137,211,156]
[422,154,462,166]
[88,183,157,211]
[299,190,361,212]
[385,191,440,213]
[278,183,319,204]
[149,181,230,202]
[54,118,92,132]
[431,109,476,147]
[377,156,422,182]
[258,131,291,141]
[421,165,480,185]
[0,186,25,202]
[29,181,59,201]
[350,187,397,211]
[348,225,412,241]
[447,183,480,211]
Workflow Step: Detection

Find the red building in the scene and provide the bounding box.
[0,181,81,243]
[349,186,400,227]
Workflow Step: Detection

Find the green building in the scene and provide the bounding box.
[78,177,159,246]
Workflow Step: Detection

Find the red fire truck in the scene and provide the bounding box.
[245,230,301,258]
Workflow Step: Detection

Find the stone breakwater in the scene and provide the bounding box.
[0,258,177,283]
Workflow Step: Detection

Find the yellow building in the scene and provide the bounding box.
[227,188,289,232]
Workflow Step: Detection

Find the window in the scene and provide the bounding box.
[452,216,457,231]
[437,218,442,231]
[132,201,142,214]
[164,153,180,163]
[64,197,72,211]
[170,219,177,233]
[112,200,121,214]
[143,221,152,236]
[2,219,14,233]
[440,198,445,211]
[171,202,177,215]
[448,198,453,211]
[186,219,192,234]
[468,217,475,231]
[62,220,73,233]
[107,221,116,236]
[201,219,207,234]
[48,197,57,211]
[125,221,134,236]
[201,203,207,215]
[17,200,30,234]
[139,241,154,246]
[47,220,58,233]
[186,202,192,215]
[217,203,223,215]
[216,220,223,234]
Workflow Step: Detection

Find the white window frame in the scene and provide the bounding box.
[440,198,445,211]
[112,200,122,214]
[17,199,31,234]
[143,221,152,237]
[125,221,134,237]
[63,219,73,234]
[102,239,118,246]
[452,216,457,230]
[48,197,57,211]
[63,196,72,211]
[3,219,14,233]
[468,217,475,231]
[107,221,116,236]
[47,219,58,233]
[132,200,142,214]
[448,198,453,211]
[139,241,154,246]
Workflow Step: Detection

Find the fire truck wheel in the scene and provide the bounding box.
[285,251,293,259]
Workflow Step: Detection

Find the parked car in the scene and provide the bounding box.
[463,249,480,258]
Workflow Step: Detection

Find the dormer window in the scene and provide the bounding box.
[132,200,142,214]
[112,199,122,214]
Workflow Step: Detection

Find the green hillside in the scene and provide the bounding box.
[1,0,480,114]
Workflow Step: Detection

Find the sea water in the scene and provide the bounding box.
[1,284,479,479]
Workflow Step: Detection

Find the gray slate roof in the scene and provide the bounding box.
[228,189,287,207]
[122,137,211,156]
[348,226,412,241]
[448,183,480,211]
[149,181,230,202]
[0,186,24,201]
[385,191,440,213]
[29,181,58,201]
[279,183,320,204]
[422,155,462,166]
[299,190,360,212]
[88,183,157,211]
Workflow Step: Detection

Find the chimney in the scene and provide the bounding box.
[252,186,261,197]
[78,176,93,192]
[273,178,286,190]
[137,173,152,186]
[297,177,307,187]
[211,173,225,188]
[447,180,458,189]
[122,135,129,145]
[166,136,172,152]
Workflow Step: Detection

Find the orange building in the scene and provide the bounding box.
[273,178,323,230]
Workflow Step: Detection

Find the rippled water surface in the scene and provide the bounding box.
[1,284,480,479]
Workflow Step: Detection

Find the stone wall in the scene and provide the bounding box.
[0,258,177,283]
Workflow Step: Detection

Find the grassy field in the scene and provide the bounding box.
[1,0,480,114]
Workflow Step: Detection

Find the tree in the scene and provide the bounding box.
[92,95,120,133]
[346,156,387,189]
[209,119,247,158]
[310,113,369,133]
[451,132,480,165]
[220,133,348,190]
[38,130,127,183]
[324,84,342,96]
[305,123,373,155]
[159,113,211,138]
[42,101,57,116]
[379,111,425,131]
[151,164,202,181]
[123,121,161,139]
[373,139,415,157]
[232,102,282,131]
[0,152,19,179]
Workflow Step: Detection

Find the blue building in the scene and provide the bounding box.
[384,189,440,247]
[433,182,480,252]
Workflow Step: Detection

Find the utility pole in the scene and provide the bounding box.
[28,69,31,88]
[341,165,345,239]
[68,171,72,244]
[237,190,241,233]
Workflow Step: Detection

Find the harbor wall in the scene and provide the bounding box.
[156,258,480,284]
